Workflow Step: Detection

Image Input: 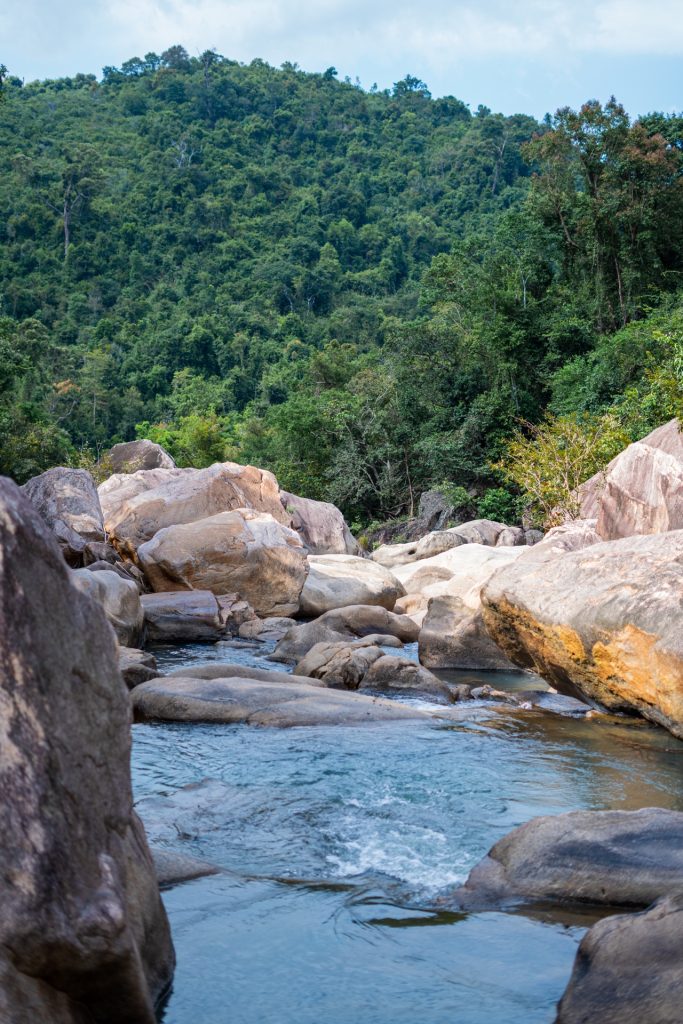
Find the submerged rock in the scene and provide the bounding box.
[0,477,173,1023]
[481,529,683,737]
[132,674,429,727]
[451,807,683,912]
[151,848,221,888]
[138,508,308,616]
[299,554,405,616]
[556,892,683,1024]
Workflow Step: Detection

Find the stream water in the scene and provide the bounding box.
[132,640,683,1024]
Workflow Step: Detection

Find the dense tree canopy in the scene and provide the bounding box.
[0,53,681,525]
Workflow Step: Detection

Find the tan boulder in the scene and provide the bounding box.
[481,529,683,737]
[137,509,307,616]
[579,418,683,539]
[280,490,360,555]
[394,543,526,610]
[72,566,144,646]
[100,461,289,559]
[107,439,177,473]
[0,477,173,1023]
[299,554,405,616]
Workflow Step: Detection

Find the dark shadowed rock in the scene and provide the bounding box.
[419,595,517,671]
[141,589,230,642]
[481,529,683,737]
[107,439,177,473]
[280,490,360,555]
[555,893,683,1024]
[451,807,683,912]
[22,466,106,567]
[132,674,428,726]
[119,647,159,690]
[271,605,419,664]
[0,477,173,1024]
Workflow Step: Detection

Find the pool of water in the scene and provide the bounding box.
[133,641,683,1024]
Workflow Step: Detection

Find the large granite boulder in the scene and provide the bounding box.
[272,604,419,663]
[22,467,108,567]
[107,439,177,473]
[0,477,173,1023]
[72,567,144,647]
[371,520,519,570]
[137,509,308,616]
[132,674,427,726]
[280,490,360,555]
[452,807,683,912]
[419,595,517,671]
[299,554,405,617]
[140,589,244,642]
[579,418,683,540]
[556,893,683,1024]
[100,461,289,559]
[481,529,683,736]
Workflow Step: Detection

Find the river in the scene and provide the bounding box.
[131,640,683,1024]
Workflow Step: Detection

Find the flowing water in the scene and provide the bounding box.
[132,641,683,1024]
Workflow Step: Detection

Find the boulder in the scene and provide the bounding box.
[22,467,106,567]
[151,848,220,889]
[271,605,419,663]
[166,662,329,687]
[119,647,159,690]
[280,490,360,555]
[371,520,518,570]
[107,439,177,473]
[360,654,454,700]
[86,558,149,592]
[293,639,385,688]
[141,590,229,642]
[419,595,517,671]
[394,543,526,610]
[0,477,173,1023]
[481,529,683,736]
[132,675,428,726]
[101,461,289,559]
[579,418,683,539]
[299,554,405,617]
[556,893,683,1024]
[72,567,144,647]
[238,616,297,642]
[137,509,307,616]
[452,807,683,911]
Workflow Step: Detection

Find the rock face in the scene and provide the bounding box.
[141,589,242,642]
[556,893,683,1024]
[101,461,289,559]
[299,554,405,617]
[452,807,683,912]
[272,605,419,663]
[132,674,428,726]
[481,529,683,736]
[22,467,107,566]
[419,595,517,671]
[280,490,360,555]
[0,477,173,1023]
[579,418,683,540]
[72,567,144,647]
[137,509,308,616]
[107,439,177,473]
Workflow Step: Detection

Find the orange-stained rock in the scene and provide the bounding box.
[481,529,683,736]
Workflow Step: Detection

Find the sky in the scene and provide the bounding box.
[1,0,681,118]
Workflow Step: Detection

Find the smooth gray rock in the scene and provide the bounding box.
[107,439,177,473]
[141,590,228,641]
[299,554,405,617]
[22,466,106,567]
[166,662,329,688]
[452,807,683,911]
[419,595,516,671]
[72,567,144,647]
[132,675,429,726]
[280,490,360,555]
[272,605,419,664]
[556,892,683,1024]
[0,477,173,1024]
[151,848,220,888]
[119,647,159,690]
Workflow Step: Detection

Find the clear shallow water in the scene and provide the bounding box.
[134,641,683,1024]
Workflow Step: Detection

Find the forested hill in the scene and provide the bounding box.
[1,50,682,527]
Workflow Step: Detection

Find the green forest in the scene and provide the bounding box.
[1,49,682,528]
